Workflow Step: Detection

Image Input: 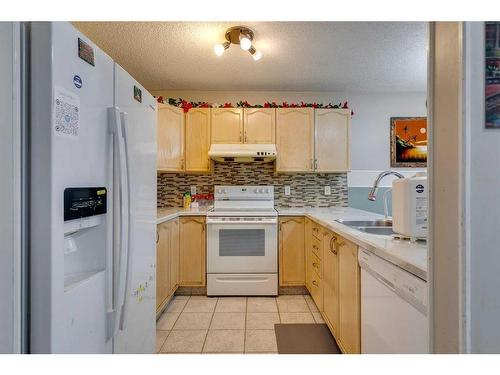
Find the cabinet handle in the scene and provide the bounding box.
[244,131,247,143]
[239,131,242,142]
[156,231,159,244]
[310,159,314,170]
[314,159,318,170]
[181,159,184,170]
[312,280,319,287]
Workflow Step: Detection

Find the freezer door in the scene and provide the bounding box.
[112,63,157,354]
[30,22,114,353]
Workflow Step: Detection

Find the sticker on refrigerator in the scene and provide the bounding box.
[133,85,142,103]
[53,88,80,138]
[73,75,82,88]
[78,38,95,66]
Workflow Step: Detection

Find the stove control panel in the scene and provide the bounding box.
[214,185,274,201]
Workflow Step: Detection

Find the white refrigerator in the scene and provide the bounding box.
[29,22,157,353]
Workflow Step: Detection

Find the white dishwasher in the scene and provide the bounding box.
[358,249,429,353]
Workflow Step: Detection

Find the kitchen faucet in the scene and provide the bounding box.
[368,170,405,201]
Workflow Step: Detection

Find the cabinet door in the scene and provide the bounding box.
[185,108,211,172]
[276,108,314,172]
[179,216,206,286]
[169,219,180,294]
[157,104,184,171]
[314,109,350,172]
[322,230,340,336]
[243,108,275,143]
[211,108,243,144]
[156,222,171,311]
[279,217,305,286]
[338,237,361,354]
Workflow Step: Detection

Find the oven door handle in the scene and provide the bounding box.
[206,219,277,225]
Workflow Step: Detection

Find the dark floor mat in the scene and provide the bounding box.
[274,323,341,354]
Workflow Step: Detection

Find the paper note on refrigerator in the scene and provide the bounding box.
[53,87,80,138]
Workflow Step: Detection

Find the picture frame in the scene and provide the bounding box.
[390,117,427,168]
[485,21,500,129]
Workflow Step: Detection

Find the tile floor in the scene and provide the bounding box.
[156,294,323,354]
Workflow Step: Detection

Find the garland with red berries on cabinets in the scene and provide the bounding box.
[156,96,354,116]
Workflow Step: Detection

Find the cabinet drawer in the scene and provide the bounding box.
[310,273,323,311]
[312,236,322,259]
[311,251,322,279]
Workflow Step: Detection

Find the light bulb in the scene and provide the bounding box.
[239,36,252,51]
[252,50,262,61]
[214,43,225,56]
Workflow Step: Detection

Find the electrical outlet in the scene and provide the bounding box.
[284,185,291,196]
[190,185,197,195]
[324,186,331,195]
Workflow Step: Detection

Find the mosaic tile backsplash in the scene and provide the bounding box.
[157,162,348,208]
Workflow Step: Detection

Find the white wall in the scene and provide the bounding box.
[151,89,427,187]
[464,22,500,353]
[0,22,21,354]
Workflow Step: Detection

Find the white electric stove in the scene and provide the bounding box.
[206,186,278,296]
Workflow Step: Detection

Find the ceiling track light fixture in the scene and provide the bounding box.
[214,26,262,61]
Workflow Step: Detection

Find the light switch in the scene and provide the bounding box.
[190,185,197,195]
[324,186,331,195]
[284,185,291,196]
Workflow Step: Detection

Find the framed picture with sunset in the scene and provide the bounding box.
[390,117,427,168]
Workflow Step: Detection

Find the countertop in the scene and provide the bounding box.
[156,206,212,224]
[157,206,428,281]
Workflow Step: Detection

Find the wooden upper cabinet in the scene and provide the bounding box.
[185,108,211,172]
[314,109,350,172]
[243,108,275,144]
[279,216,305,286]
[157,103,184,171]
[276,108,315,172]
[338,236,361,354]
[211,108,243,144]
[179,216,206,287]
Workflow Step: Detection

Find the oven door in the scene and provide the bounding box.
[207,217,278,273]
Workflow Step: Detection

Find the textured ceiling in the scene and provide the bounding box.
[73,22,427,92]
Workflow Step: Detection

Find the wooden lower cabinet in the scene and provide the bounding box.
[279,216,305,286]
[156,219,180,315]
[304,219,361,354]
[322,230,340,336]
[179,216,206,287]
[169,219,180,293]
[338,235,361,354]
[305,218,313,290]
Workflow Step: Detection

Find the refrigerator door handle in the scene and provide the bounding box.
[107,107,130,338]
[118,110,133,331]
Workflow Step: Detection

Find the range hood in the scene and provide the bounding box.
[208,144,277,163]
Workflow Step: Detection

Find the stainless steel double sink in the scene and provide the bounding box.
[335,219,394,236]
